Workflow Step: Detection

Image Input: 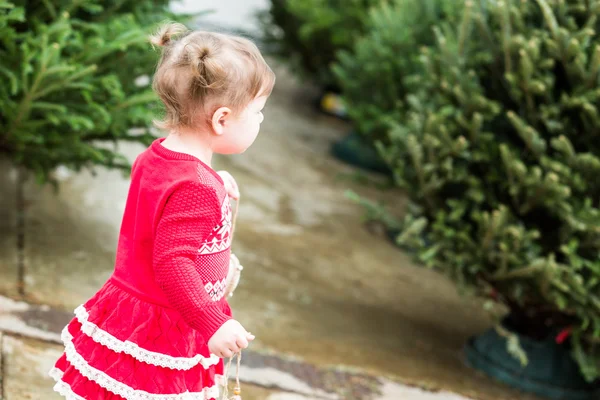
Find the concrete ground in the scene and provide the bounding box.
[0,61,543,400]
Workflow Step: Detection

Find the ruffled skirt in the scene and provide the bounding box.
[50,279,228,399]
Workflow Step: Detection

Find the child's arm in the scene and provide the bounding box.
[152,182,231,341]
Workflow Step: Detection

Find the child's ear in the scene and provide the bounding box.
[211,107,232,136]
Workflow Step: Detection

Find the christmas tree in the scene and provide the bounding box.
[259,0,380,89]
[380,0,600,380]
[333,0,460,144]
[0,0,183,183]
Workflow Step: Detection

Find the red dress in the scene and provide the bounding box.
[50,139,234,399]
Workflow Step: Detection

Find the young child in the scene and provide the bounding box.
[49,23,275,399]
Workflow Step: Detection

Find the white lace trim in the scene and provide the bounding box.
[74,305,220,370]
[50,366,224,400]
[50,368,86,400]
[49,366,63,381]
[61,327,220,400]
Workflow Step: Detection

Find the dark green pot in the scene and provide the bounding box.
[331,131,390,175]
[465,319,600,400]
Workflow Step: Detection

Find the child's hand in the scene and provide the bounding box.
[208,319,255,358]
[217,170,240,200]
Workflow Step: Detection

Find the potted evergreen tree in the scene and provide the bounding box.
[331,0,460,174]
[0,0,186,183]
[378,0,599,398]
[259,0,380,118]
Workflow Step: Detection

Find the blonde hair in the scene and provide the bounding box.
[149,23,275,130]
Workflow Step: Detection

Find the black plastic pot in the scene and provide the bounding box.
[465,319,600,400]
[331,131,390,175]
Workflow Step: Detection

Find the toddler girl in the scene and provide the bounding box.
[49,22,275,399]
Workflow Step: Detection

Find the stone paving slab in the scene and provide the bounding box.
[1,334,63,400]
[0,296,64,343]
[0,160,19,299]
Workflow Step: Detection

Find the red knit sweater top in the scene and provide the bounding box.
[110,138,233,342]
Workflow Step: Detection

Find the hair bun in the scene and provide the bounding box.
[150,22,188,47]
[198,47,210,61]
[187,38,226,89]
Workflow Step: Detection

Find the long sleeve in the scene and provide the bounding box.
[152,181,232,341]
